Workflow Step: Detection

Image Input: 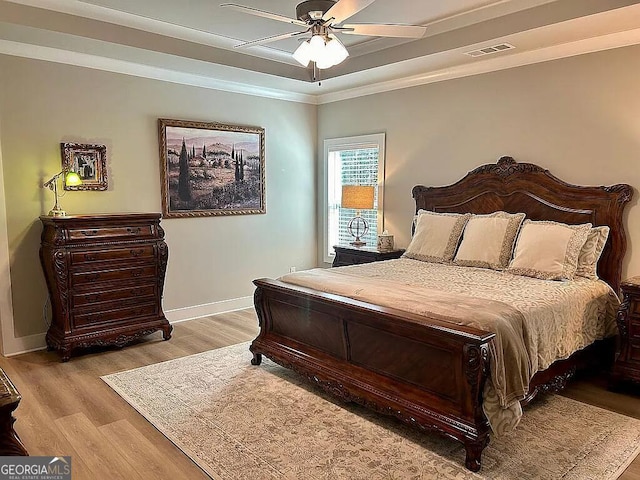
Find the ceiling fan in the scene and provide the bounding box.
[220,0,427,70]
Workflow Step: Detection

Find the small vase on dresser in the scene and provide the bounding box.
[39,213,172,361]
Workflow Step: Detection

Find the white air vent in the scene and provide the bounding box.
[465,43,515,57]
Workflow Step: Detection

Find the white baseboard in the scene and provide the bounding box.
[3,296,254,357]
[164,296,254,324]
[3,333,47,357]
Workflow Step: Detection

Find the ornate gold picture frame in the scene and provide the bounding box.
[61,143,108,191]
[158,118,266,218]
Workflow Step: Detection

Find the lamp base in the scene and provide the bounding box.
[347,215,369,248]
[48,208,66,217]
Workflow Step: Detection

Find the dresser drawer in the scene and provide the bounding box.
[66,224,154,242]
[630,298,640,316]
[70,245,155,265]
[72,265,156,285]
[72,302,158,329]
[72,283,156,307]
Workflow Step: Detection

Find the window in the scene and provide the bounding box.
[322,133,386,264]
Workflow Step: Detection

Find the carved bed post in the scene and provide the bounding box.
[463,343,491,472]
[250,287,266,366]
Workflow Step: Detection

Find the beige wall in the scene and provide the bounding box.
[318,45,640,277]
[0,56,317,339]
[2,44,640,344]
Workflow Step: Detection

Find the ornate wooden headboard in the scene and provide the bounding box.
[412,156,633,293]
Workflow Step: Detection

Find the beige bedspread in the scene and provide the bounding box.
[279,258,618,435]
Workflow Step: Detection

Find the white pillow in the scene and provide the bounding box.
[454,212,526,270]
[575,226,610,280]
[506,220,592,280]
[403,211,471,263]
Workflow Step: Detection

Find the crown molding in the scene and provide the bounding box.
[316,27,640,104]
[0,40,318,104]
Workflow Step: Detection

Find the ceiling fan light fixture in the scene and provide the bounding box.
[299,33,349,70]
[293,40,313,67]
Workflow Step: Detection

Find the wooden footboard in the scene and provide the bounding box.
[251,278,496,471]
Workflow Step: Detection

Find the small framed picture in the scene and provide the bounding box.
[61,143,107,191]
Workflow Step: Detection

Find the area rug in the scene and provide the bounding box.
[102,342,640,480]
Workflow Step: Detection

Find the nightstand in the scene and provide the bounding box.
[611,276,640,387]
[332,245,405,267]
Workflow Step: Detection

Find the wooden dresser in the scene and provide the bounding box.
[612,276,640,387]
[39,213,172,361]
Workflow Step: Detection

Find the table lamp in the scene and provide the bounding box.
[43,171,82,216]
[341,185,375,246]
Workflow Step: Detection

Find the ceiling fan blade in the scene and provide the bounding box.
[340,23,426,38]
[322,0,375,24]
[235,31,308,48]
[221,3,307,27]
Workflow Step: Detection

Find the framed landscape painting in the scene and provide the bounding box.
[158,118,265,218]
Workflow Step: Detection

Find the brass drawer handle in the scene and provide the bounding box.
[86,294,101,303]
[129,249,144,257]
[87,273,101,281]
[84,253,97,261]
[127,227,141,235]
[81,230,99,236]
[132,270,143,278]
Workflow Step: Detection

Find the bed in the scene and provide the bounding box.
[249,156,633,471]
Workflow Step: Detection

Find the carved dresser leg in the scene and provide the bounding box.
[60,347,72,363]
[162,325,173,341]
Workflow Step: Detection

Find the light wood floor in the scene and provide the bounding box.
[1,309,639,479]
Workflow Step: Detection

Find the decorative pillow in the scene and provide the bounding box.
[453,211,526,270]
[403,211,471,263]
[506,220,592,280]
[575,226,610,279]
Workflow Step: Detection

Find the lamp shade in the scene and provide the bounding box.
[65,171,82,187]
[341,185,374,210]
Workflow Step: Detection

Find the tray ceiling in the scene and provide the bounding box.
[0,0,639,102]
